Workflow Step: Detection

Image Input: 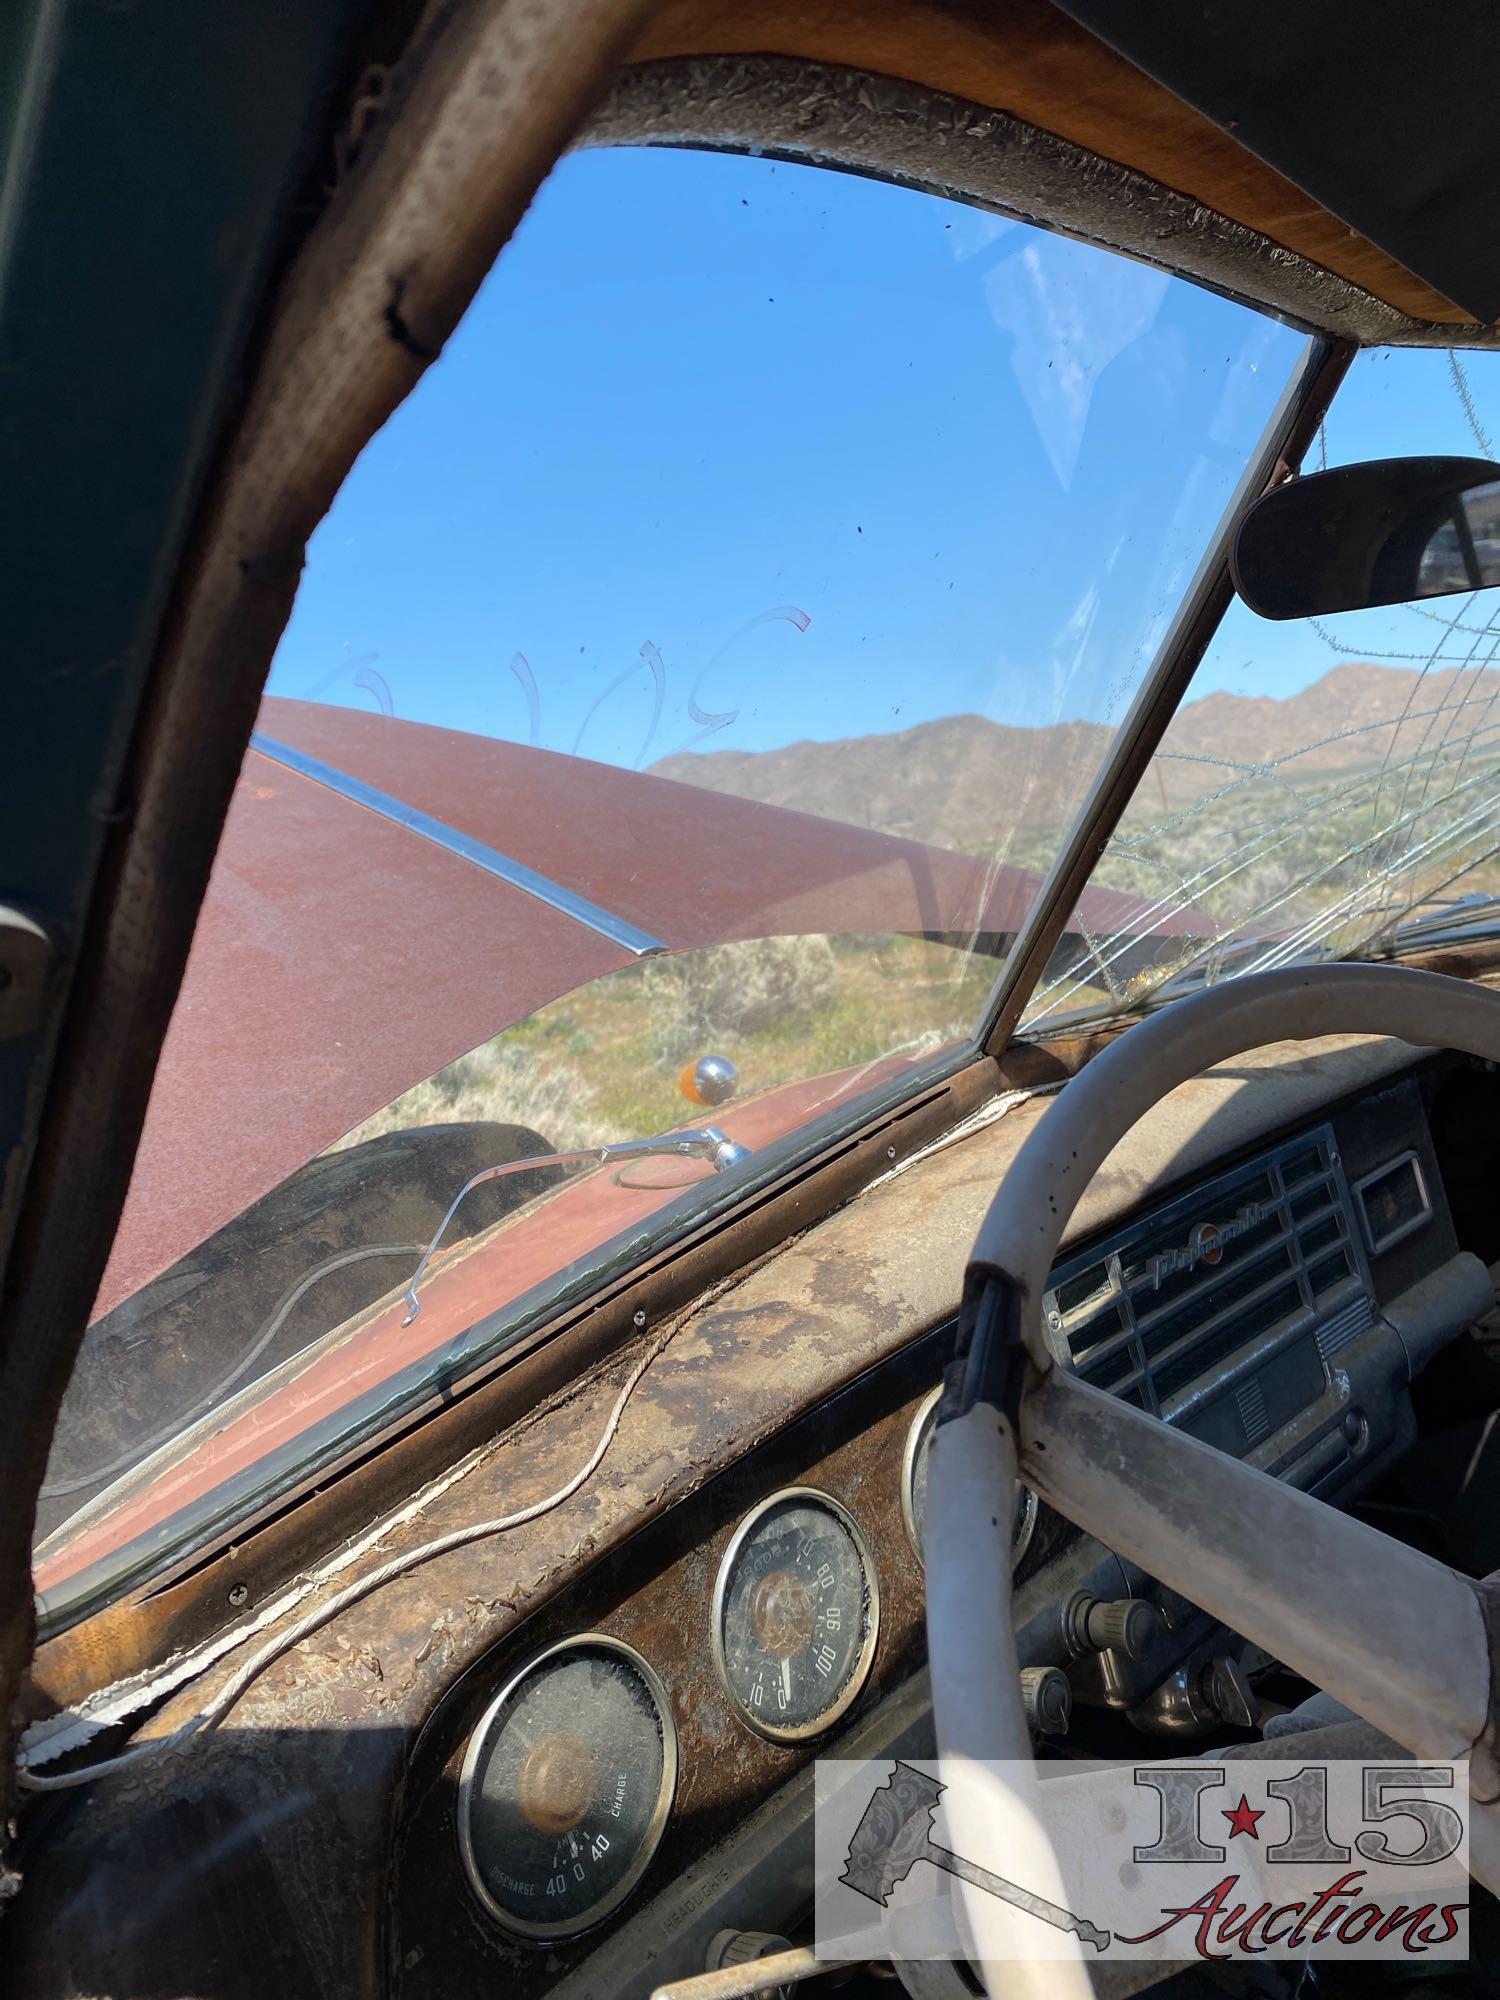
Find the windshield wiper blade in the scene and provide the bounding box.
[401,1127,752,1323]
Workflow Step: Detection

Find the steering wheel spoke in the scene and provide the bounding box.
[1021,1364,1493,1779]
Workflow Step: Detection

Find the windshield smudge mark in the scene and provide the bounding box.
[670,604,811,755]
[570,640,667,767]
[562,607,814,766]
[632,641,669,768]
[353,663,395,718]
[507,650,541,747]
[303,649,381,702]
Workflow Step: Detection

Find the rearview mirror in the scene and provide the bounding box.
[1231,455,1500,620]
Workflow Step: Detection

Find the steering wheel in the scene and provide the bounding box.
[924,964,1500,1997]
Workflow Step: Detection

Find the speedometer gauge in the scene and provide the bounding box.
[712,1487,879,1742]
[903,1384,1037,1568]
[458,1635,676,1940]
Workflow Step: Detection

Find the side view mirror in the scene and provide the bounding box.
[1231,455,1500,620]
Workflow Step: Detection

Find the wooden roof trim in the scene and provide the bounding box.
[628,0,1477,327]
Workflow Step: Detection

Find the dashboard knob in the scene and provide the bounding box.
[1068,1593,1162,1660]
[707,1930,794,1969]
[1019,1665,1072,1736]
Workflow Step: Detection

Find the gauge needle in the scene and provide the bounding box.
[781,1657,792,1703]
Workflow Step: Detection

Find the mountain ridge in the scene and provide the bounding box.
[647,662,1500,851]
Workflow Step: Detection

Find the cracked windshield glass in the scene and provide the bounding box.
[1028,345,1500,1033]
[35,145,1306,1625]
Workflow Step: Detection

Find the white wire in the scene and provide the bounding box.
[19,1332,668,1791]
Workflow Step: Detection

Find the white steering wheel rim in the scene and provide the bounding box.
[924,964,1500,1997]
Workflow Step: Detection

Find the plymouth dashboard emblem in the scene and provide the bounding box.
[1149,1203,1264,1288]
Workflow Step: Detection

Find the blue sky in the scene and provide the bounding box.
[267,146,1500,759]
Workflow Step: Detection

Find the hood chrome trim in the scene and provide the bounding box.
[250,731,668,958]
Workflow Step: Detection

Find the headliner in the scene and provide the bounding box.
[620,0,1497,335]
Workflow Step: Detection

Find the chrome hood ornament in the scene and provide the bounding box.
[679,1053,738,1107]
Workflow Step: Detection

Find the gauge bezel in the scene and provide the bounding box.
[901,1383,1038,1570]
[457,1632,678,1943]
[711,1484,881,1745]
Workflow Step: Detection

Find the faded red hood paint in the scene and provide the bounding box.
[95,697,1194,1320]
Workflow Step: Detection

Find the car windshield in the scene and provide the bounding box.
[1024,344,1500,1032]
[34,144,1307,1629]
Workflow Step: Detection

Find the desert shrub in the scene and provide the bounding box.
[641,935,839,1065]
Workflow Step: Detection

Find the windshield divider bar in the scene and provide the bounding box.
[978,333,1357,1058]
[249,732,668,959]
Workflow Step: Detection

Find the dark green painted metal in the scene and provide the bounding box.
[0,0,364,1287]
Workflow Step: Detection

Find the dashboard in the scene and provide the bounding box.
[390,1056,1496,1998]
[13,1038,1500,2000]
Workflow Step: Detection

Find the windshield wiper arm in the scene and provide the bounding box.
[401,1127,753,1323]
